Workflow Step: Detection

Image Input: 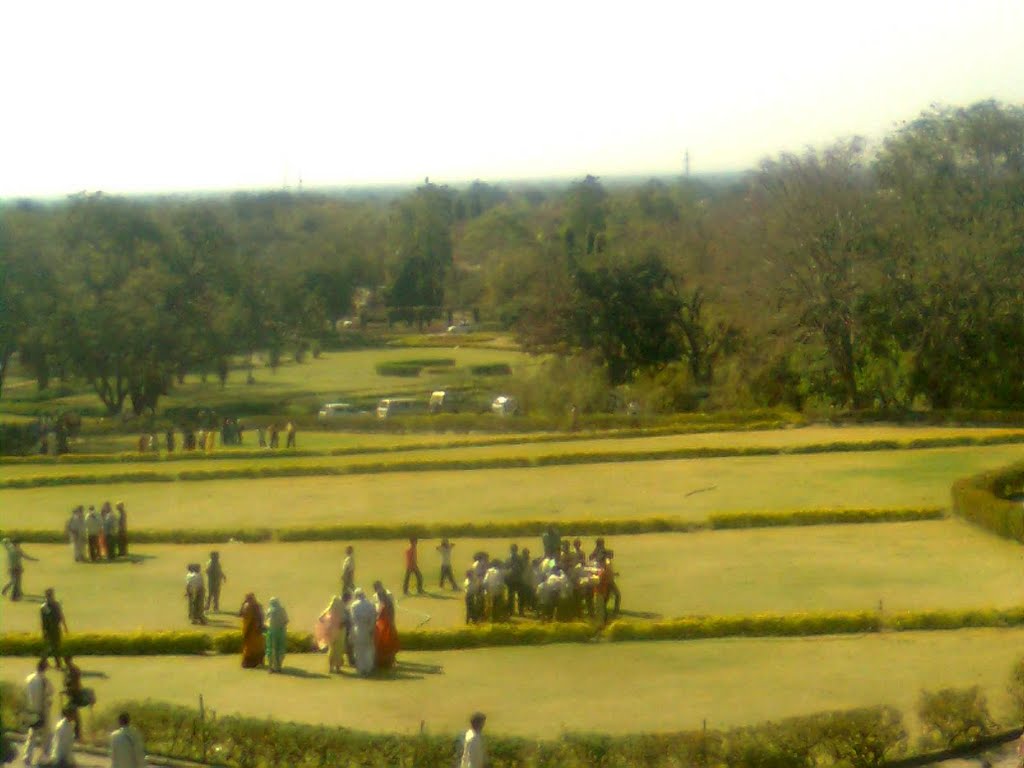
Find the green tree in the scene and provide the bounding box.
[387,181,454,329]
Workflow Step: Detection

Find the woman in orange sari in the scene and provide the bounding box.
[238,593,265,668]
[372,580,399,669]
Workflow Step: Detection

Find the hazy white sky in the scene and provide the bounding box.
[2,0,1022,198]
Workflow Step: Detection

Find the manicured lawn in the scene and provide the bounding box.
[0,346,536,418]
[2,519,1020,634]
[2,629,1021,737]
[2,443,1022,532]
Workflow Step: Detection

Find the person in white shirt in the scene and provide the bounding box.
[41,706,77,767]
[436,538,457,590]
[459,712,487,768]
[482,562,506,621]
[109,712,147,768]
[21,659,54,766]
[347,588,377,676]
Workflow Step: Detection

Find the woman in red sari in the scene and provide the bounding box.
[372,580,399,669]
[238,593,266,668]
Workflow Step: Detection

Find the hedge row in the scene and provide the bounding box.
[1,508,943,545]
[71,699,912,768]
[4,605,1023,657]
[7,430,1023,489]
[951,461,1024,541]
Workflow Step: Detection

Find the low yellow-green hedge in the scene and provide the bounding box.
[1,507,943,545]
[5,432,1024,490]
[4,606,1024,657]
[951,461,1024,541]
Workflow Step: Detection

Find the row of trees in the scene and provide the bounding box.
[2,100,1023,415]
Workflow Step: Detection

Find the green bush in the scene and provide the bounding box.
[709,508,944,530]
[819,706,906,768]
[469,363,512,376]
[917,686,995,749]
[951,462,1024,542]
[1009,656,1024,724]
[0,631,212,657]
[605,611,882,642]
[87,700,915,768]
[888,607,1024,632]
[0,423,39,456]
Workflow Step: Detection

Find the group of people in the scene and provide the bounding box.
[63,502,129,563]
[398,531,620,625]
[19,655,144,767]
[184,552,228,624]
[232,580,400,677]
[461,533,619,624]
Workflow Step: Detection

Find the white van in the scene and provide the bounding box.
[376,397,419,419]
[317,402,356,423]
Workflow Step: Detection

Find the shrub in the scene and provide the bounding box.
[469,363,512,376]
[0,631,212,657]
[917,686,995,749]
[951,462,1024,542]
[819,706,906,768]
[0,423,38,456]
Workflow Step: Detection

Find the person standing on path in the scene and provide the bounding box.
[205,551,227,612]
[341,546,356,594]
[348,588,376,676]
[104,503,120,560]
[459,712,487,768]
[110,711,147,768]
[437,538,457,591]
[116,502,129,558]
[41,588,70,669]
[264,597,289,673]
[20,659,54,767]
[66,507,86,564]
[85,507,101,562]
[42,705,77,767]
[402,537,424,596]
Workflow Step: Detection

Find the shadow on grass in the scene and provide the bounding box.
[276,666,330,679]
[413,590,461,601]
[617,609,660,619]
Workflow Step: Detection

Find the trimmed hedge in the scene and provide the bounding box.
[708,508,944,529]
[5,606,1024,658]
[604,611,884,642]
[1,508,942,545]
[5,430,1023,490]
[79,699,912,768]
[951,461,1024,542]
[469,362,512,376]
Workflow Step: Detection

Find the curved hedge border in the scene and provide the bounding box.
[5,431,1024,490]
[951,461,1024,541]
[1,507,944,545]
[3,604,1022,657]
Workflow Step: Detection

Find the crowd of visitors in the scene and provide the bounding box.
[61,502,130,564]
[17,652,142,767]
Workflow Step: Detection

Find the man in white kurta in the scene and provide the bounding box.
[460,712,487,768]
[21,659,54,766]
[110,712,147,767]
[348,588,377,676]
[42,707,77,766]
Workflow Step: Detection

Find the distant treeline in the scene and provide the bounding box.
[1,100,1023,416]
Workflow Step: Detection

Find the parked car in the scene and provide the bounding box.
[429,390,467,414]
[318,402,357,423]
[376,397,420,419]
[491,395,519,416]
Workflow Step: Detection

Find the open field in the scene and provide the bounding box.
[2,443,1022,532]
[8,425,1024,480]
[3,519,1021,635]
[2,629,1022,738]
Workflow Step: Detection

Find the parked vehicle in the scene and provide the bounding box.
[491,395,519,416]
[318,402,357,423]
[376,397,420,419]
[428,390,465,414]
